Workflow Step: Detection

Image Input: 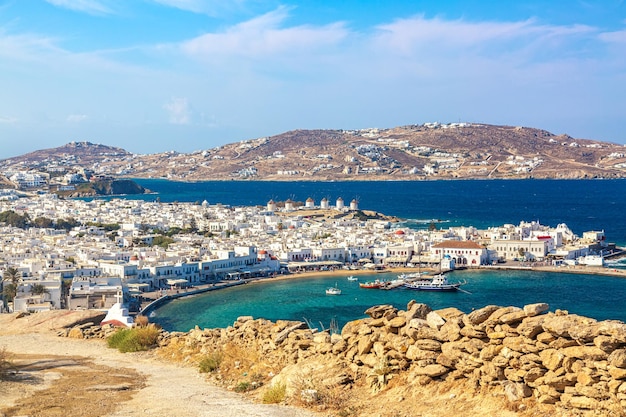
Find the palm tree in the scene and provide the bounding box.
[31,284,49,296]
[2,267,20,286]
[1,267,21,306]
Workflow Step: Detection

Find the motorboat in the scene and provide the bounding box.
[359,280,383,289]
[403,274,462,292]
[326,283,342,295]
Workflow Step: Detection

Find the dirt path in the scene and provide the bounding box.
[0,332,319,417]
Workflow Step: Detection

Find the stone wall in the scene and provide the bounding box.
[66,302,626,414]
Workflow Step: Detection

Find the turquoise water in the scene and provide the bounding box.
[150,269,626,332]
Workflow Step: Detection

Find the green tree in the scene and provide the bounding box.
[32,216,54,228]
[2,284,17,304]
[3,267,20,286]
[31,283,49,296]
[0,210,30,228]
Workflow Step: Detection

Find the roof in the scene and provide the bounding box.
[432,240,484,249]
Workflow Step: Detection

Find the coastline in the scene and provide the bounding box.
[138,262,626,317]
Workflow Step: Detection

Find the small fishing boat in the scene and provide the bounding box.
[359,280,383,289]
[403,274,462,292]
[326,283,342,295]
[347,275,358,281]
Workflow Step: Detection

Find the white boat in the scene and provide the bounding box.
[403,274,462,292]
[326,285,342,295]
[347,275,358,281]
[101,302,134,327]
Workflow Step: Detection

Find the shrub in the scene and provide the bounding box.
[134,315,149,327]
[107,324,161,353]
[198,351,223,373]
[0,347,16,380]
[234,382,251,393]
[262,382,286,404]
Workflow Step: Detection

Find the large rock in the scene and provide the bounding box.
[608,349,626,368]
[542,314,597,338]
[426,311,446,330]
[465,305,500,326]
[412,364,449,378]
[523,303,549,317]
[364,305,397,319]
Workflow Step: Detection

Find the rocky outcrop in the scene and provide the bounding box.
[68,303,626,415]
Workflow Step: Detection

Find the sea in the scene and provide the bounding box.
[116,179,626,331]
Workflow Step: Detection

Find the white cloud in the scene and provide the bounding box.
[150,0,246,16]
[372,16,596,59]
[163,98,192,125]
[67,114,88,123]
[0,116,18,124]
[599,29,626,44]
[44,0,114,15]
[181,7,348,59]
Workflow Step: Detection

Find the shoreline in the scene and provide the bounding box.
[138,263,626,316]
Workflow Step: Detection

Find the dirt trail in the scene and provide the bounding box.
[0,312,319,417]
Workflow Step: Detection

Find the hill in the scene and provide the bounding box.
[2,124,626,181]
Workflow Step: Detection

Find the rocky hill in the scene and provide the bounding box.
[48,301,626,416]
[2,124,626,181]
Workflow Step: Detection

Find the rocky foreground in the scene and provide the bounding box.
[59,302,626,416]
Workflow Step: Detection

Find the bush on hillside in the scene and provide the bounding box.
[0,347,16,380]
[107,324,160,353]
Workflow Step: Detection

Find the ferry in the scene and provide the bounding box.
[403,274,462,292]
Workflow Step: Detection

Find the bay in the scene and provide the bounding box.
[112,178,626,331]
[151,269,626,332]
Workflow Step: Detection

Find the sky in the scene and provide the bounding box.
[1,0,625,158]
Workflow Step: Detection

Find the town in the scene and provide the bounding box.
[0,190,618,314]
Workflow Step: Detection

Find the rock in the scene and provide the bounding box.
[426,311,446,330]
[542,314,597,338]
[608,349,626,368]
[387,316,407,329]
[465,305,500,326]
[274,322,306,344]
[523,303,549,317]
[503,381,532,402]
[539,349,564,371]
[515,316,545,339]
[412,364,449,378]
[365,305,397,319]
[499,310,528,325]
[67,326,84,339]
[559,393,600,410]
[561,345,608,361]
[405,302,433,321]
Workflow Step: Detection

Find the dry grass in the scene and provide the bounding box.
[134,314,150,327]
[290,369,351,411]
[0,346,16,380]
[262,382,286,404]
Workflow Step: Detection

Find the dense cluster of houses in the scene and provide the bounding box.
[0,193,612,314]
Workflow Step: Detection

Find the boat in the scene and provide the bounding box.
[100,302,134,327]
[359,279,383,289]
[347,275,358,281]
[403,274,462,292]
[326,283,342,295]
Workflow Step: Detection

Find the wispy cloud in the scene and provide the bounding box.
[67,114,88,123]
[44,0,114,15]
[150,0,248,16]
[163,97,192,125]
[181,7,348,59]
[0,115,18,124]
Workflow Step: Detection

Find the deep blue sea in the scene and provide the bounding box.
[116,179,626,331]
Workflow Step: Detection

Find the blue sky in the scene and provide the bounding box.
[1,0,625,158]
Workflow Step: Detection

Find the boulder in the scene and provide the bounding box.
[523,303,549,317]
